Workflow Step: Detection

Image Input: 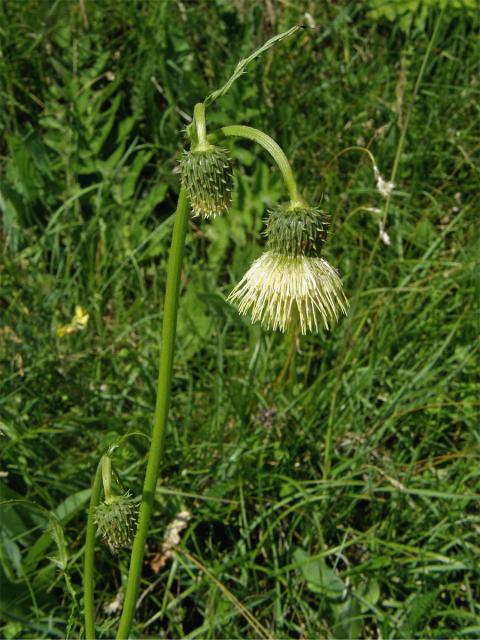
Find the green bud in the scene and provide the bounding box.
[94,493,138,552]
[266,202,329,258]
[180,144,234,219]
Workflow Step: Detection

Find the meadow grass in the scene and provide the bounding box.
[0,1,478,638]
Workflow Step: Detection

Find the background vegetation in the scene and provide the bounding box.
[0,0,478,638]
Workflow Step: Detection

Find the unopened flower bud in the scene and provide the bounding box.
[94,493,138,552]
[180,144,233,218]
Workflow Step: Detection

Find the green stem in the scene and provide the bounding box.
[216,125,302,205]
[101,455,113,502]
[116,186,190,639]
[83,461,102,640]
[329,146,378,172]
[323,381,339,481]
[193,102,207,148]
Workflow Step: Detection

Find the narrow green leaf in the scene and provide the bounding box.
[204,25,301,107]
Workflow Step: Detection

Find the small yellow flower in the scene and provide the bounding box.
[57,305,89,337]
[228,251,348,334]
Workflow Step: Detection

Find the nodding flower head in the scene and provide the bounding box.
[94,493,138,552]
[228,202,348,334]
[180,144,234,218]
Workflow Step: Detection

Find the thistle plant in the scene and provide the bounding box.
[228,202,348,333]
[83,26,354,639]
[93,455,138,552]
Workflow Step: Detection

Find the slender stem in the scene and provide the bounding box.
[274,324,298,387]
[323,386,338,481]
[83,461,102,640]
[326,145,377,172]
[116,186,190,639]
[216,125,303,205]
[193,102,207,147]
[101,455,113,502]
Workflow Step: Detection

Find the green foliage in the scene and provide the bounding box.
[203,24,301,107]
[1,0,478,638]
[367,0,476,31]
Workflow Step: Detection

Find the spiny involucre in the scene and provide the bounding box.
[265,202,330,257]
[180,144,234,218]
[94,493,138,552]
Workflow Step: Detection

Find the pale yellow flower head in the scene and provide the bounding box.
[228,251,348,334]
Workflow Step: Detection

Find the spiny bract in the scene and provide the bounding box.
[180,144,233,218]
[266,202,329,258]
[94,493,138,552]
[228,251,348,334]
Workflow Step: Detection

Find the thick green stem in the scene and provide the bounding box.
[83,461,102,640]
[116,186,190,639]
[217,125,303,205]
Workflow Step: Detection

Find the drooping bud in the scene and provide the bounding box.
[265,202,329,258]
[180,144,234,218]
[94,493,138,552]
